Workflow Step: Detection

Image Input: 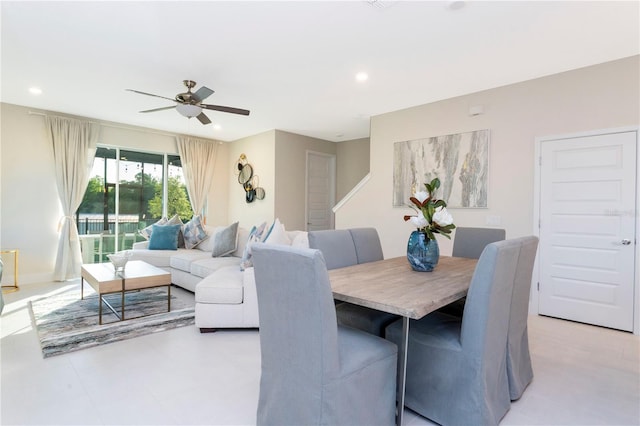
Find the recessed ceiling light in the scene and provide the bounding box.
[355,72,369,82]
[29,87,42,95]
[213,124,222,131]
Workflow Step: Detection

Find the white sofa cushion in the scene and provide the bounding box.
[190,256,241,278]
[170,250,213,273]
[196,266,244,304]
[129,246,191,268]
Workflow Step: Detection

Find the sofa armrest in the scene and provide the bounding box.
[133,241,149,250]
[242,267,259,325]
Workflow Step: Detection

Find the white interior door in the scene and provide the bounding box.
[306,151,335,231]
[539,131,636,331]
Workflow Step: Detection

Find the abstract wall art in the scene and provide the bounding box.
[393,129,489,208]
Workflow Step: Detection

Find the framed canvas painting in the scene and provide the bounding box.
[393,129,489,208]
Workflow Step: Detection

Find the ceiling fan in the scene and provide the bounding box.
[126,80,250,125]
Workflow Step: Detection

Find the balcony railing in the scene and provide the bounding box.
[76,217,149,263]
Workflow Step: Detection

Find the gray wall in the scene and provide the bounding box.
[336,137,370,201]
[274,130,336,231]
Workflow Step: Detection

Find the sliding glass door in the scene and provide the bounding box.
[77,147,192,263]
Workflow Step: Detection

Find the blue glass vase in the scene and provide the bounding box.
[407,231,439,272]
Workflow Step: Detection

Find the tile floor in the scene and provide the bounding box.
[1,280,639,425]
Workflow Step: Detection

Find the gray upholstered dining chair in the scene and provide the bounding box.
[349,227,384,264]
[507,236,539,400]
[309,228,398,337]
[385,238,521,426]
[446,234,539,400]
[251,243,398,426]
[439,226,506,317]
[307,228,358,269]
[0,259,4,314]
[453,226,506,258]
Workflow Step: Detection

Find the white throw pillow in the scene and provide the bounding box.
[264,218,291,246]
[139,217,168,240]
[196,225,219,252]
[291,232,309,249]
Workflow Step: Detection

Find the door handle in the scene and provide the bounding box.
[621,239,632,245]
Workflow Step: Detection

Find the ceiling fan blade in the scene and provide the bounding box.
[126,89,176,102]
[139,105,176,113]
[192,86,214,103]
[201,104,250,116]
[196,112,211,125]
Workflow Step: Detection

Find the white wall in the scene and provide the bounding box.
[0,103,229,283]
[335,56,640,260]
[1,105,60,283]
[227,130,276,230]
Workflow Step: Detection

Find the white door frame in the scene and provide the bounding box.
[533,126,640,335]
[305,150,336,231]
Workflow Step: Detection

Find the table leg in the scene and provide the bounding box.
[121,278,126,321]
[81,277,84,300]
[167,285,171,312]
[99,293,103,325]
[396,317,409,426]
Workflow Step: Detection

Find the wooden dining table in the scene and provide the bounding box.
[328,256,478,426]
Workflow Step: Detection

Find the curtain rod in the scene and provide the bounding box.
[27,110,221,141]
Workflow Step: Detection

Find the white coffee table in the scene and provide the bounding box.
[81,260,171,325]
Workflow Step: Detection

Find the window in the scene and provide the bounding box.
[77,147,192,262]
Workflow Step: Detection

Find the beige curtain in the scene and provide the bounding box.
[176,136,219,217]
[46,116,99,281]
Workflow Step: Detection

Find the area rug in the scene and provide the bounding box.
[29,286,195,358]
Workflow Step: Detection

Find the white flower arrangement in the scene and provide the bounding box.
[404,178,456,240]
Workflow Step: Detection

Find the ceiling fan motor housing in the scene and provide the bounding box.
[128,79,250,124]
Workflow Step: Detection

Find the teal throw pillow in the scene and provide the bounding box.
[167,214,185,248]
[148,224,181,250]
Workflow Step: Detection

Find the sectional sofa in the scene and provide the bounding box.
[128,222,308,331]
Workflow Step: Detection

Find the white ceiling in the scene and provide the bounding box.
[1,1,638,143]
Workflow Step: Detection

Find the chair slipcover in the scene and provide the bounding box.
[307,229,358,270]
[452,227,506,259]
[349,227,384,264]
[310,228,398,337]
[252,243,398,426]
[0,259,4,314]
[386,238,521,426]
[507,236,539,400]
[439,226,506,317]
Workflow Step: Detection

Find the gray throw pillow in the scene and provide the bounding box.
[212,222,239,257]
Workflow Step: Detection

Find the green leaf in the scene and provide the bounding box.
[431,177,441,191]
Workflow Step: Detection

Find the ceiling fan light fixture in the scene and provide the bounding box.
[176,103,202,118]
